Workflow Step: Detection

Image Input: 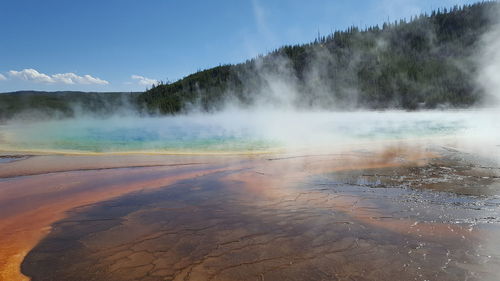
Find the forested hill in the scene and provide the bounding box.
[1,2,497,119]
[0,91,140,120]
[138,2,498,113]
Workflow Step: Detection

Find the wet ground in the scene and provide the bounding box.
[0,155,31,164]
[14,145,500,281]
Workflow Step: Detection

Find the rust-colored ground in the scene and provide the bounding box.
[0,155,238,281]
[1,144,500,281]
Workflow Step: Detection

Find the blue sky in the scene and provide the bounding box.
[0,0,481,92]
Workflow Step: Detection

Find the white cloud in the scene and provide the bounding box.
[0,74,6,81]
[9,68,55,83]
[52,73,109,85]
[8,68,109,85]
[131,75,159,86]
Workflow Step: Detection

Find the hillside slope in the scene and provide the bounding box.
[0,91,140,121]
[139,2,497,113]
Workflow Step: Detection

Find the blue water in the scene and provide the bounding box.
[0,111,492,153]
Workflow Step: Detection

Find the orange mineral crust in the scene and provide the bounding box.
[1,144,500,281]
[0,155,240,281]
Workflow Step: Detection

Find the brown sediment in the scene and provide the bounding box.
[0,154,239,178]
[0,163,208,179]
[2,143,500,281]
[224,144,435,196]
[222,145,474,239]
[0,148,395,281]
[0,157,240,281]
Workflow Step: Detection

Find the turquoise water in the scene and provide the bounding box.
[0,118,277,152]
[0,111,493,153]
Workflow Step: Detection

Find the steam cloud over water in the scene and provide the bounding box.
[1,110,499,155]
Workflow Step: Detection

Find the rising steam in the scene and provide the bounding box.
[1,4,500,158]
[477,3,500,106]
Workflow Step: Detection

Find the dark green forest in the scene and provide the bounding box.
[1,2,498,119]
[0,91,140,120]
[139,2,498,113]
